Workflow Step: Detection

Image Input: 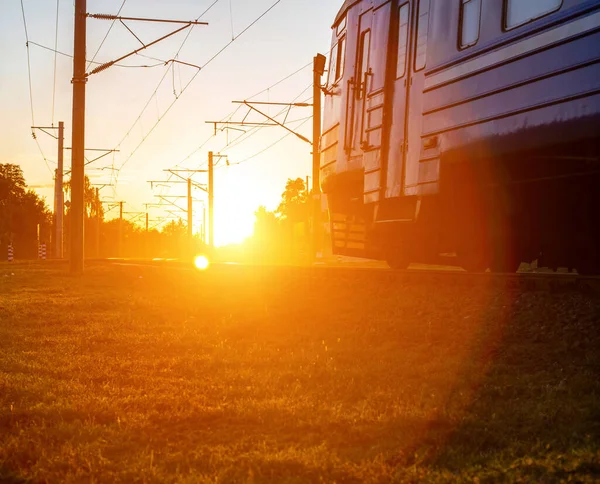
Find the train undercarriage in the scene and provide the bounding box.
[327,139,600,275]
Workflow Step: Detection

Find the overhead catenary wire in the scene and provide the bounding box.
[176,63,317,170]
[51,0,60,126]
[113,0,226,212]
[20,0,35,126]
[229,0,235,40]
[20,0,54,175]
[217,87,313,155]
[28,41,165,68]
[109,0,225,184]
[146,51,327,224]
[227,114,312,167]
[113,0,285,181]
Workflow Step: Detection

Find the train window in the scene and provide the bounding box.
[328,37,346,86]
[414,0,430,71]
[396,3,410,78]
[336,36,346,83]
[328,43,339,86]
[337,16,347,36]
[505,0,562,30]
[357,30,371,99]
[459,0,481,49]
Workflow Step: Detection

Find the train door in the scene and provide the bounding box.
[386,1,412,199]
[404,0,431,194]
[360,2,394,203]
[346,10,372,162]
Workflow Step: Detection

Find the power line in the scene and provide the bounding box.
[247,61,313,101]
[229,0,235,40]
[202,0,283,70]
[28,41,165,68]
[51,0,60,126]
[20,0,34,126]
[230,117,312,167]
[20,0,54,175]
[175,63,316,169]
[113,0,285,181]
[218,88,313,154]
[110,0,225,187]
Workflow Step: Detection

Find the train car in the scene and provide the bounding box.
[320,0,600,273]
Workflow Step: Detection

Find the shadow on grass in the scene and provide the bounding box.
[426,289,600,479]
[0,468,28,484]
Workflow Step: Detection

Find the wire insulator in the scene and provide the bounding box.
[90,62,114,76]
[88,13,117,20]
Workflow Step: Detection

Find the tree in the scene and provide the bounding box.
[254,206,280,244]
[0,163,51,258]
[277,178,308,223]
[64,175,103,219]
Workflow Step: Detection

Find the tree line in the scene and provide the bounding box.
[248,177,331,264]
[0,164,206,260]
[1,164,328,262]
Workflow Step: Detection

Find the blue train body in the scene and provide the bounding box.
[321,0,600,273]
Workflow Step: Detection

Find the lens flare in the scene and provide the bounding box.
[194,255,210,271]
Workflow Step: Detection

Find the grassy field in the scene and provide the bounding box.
[0,262,599,483]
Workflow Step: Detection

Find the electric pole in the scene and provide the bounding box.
[67,8,207,272]
[95,187,100,258]
[56,121,64,258]
[70,0,87,273]
[208,151,214,249]
[211,78,326,260]
[313,54,326,260]
[119,201,124,257]
[187,177,193,255]
[31,122,65,259]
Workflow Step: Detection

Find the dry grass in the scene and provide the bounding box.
[0,262,599,483]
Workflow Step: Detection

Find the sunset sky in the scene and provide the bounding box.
[1,0,340,246]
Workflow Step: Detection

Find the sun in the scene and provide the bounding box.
[194,255,210,270]
[214,202,256,247]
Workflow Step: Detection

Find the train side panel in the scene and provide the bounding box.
[321,0,600,271]
[424,0,600,166]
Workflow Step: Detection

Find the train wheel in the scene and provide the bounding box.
[488,229,520,273]
[576,253,600,276]
[487,187,521,273]
[385,238,410,270]
[459,254,488,272]
[458,240,489,272]
[386,251,410,270]
[489,252,521,273]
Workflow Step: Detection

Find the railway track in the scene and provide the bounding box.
[98,258,600,293]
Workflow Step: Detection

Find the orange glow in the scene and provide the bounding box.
[194,255,210,270]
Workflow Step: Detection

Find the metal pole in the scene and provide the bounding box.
[187,177,193,256]
[145,212,149,258]
[95,187,100,258]
[119,201,123,257]
[208,151,214,249]
[53,169,58,256]
[70,0,87,273]
[203,206,207,245]
[56,121,64,258]
[312,54,326,260]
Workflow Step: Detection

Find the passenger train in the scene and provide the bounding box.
[320,0,600,273]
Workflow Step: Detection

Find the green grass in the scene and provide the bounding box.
[0,262,599,483]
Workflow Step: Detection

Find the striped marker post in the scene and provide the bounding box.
[38,243,47,260]
[8,244,14,262]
